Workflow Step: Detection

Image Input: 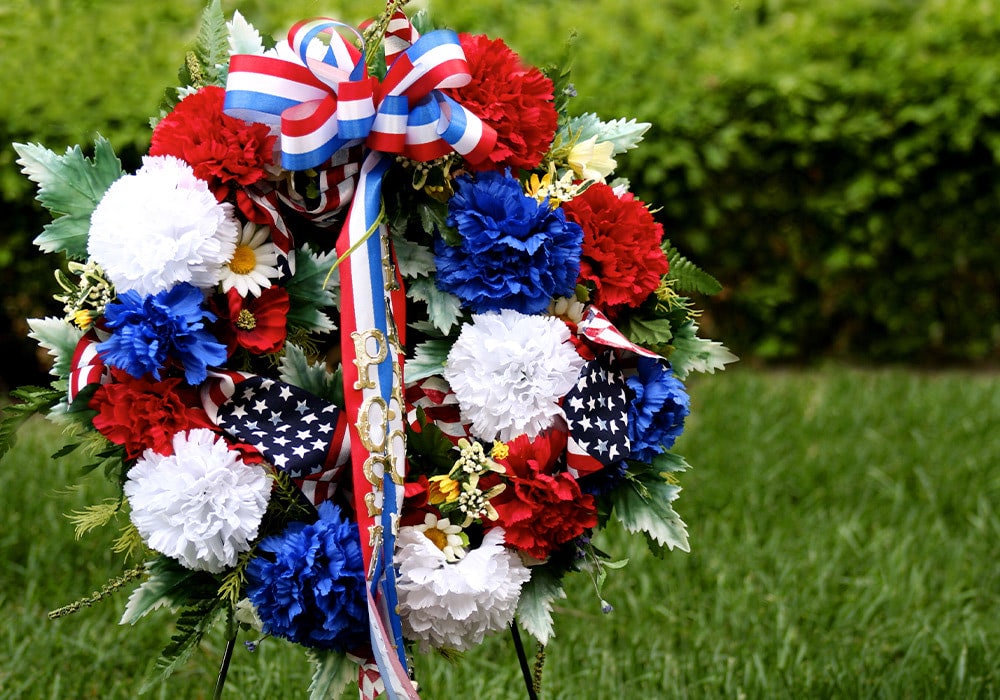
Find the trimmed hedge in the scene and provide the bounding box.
[3,0,999,375]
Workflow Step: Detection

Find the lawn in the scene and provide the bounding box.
[1,366,998,699]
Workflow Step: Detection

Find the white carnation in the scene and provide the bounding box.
[443,309,586,442]
[395,527,530,652]
[88,155,239,297]
[124,428,271,573]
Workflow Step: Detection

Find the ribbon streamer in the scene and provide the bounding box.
[225,12,497,700]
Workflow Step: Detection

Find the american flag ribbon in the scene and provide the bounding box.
[563,351,632,479]
[68,327,110,403]
[199,371,352,505]
[577,306,664,359]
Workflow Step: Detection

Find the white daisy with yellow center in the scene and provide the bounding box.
[413,512,468,562]
[220,221,281,297]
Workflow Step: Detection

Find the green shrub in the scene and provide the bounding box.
[3,0,999,371]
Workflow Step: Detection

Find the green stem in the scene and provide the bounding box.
[214,635,237,700]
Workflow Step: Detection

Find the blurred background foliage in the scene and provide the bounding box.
[2,0,998,392]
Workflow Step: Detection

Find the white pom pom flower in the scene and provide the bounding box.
[88,155,239,297]
[124,428,271,573]
[394,527,530,652]
[443,309,586,442]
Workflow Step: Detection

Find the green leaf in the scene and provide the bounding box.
[279,343,342,405]
[227,10,265,56]
[649,450,692,474]
[392,234,437,279]
[668,321,738,379]
[27,317,83,381]
[286,245,339,334]
[306,648,356,700]
[563,113,652,154]
[405,338,452,382]
[0,386,63,458]
[418,200,458,244]
[13,136,124,259]
[620,315,674,347]
[516,566,567,645]
[406,408,458,476]
[406,277,463,336]
[612,473,690,553]
[663,240,723,295]
[120,557,210,625]
[141,599,224,692]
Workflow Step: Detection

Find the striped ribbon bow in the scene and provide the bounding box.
[225,12,497,700]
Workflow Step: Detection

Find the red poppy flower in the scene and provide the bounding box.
[149,86,276,203]
[89,369,216,460]
[447,33,558,173]
[220,286,289,355]
[562,183,669,312]
[490,430,598,560]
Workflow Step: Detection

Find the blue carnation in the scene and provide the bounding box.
[626,357,690,462]
[97,282,227,385]
[246,501,368,651]
[435,170,583,314]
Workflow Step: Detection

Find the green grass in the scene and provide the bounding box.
[2,366,998,699]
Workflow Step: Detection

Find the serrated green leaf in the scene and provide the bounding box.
[563,114,652,155]
[406,408,458,475]
[306,649,356,700]
[516,566,566,645]
[0,386,63,458]
[406,277,463,336]
[392,234,437,279]
[418,200,458,244]
[278,343,342,405]
[668,321,738,379]
[227,10,265,55]
[120,557,208,625]
[621,315,674,347]
[286,245,339,334]
[14,137,124,259]
[405,338,452,382]
[27,317,83,381]
[663,240,723,295]
[649,450,692,474]
[612,476,689,553]
[141,599,224,692]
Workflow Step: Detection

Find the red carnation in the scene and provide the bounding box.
[490,430,598,560]
[150,86,276,203]
[89,370,216,460]
[447,33,558,173]
[218,286,289,356]
[561,183,669,312]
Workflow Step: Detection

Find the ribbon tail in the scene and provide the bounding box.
[336,149,413,694]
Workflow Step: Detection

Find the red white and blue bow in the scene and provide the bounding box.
[225,12,496,700]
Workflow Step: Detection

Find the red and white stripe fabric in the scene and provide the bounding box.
[68,328,111,403]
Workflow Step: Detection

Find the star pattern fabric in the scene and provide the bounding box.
[209,375,351,502]
[563,351,632,477]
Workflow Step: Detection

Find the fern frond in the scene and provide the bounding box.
[662,240,723,295]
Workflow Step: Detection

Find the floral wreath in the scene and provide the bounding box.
[2,1,736,698]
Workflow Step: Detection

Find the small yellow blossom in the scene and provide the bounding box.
[490,440,509,461]
[428,474,461,505]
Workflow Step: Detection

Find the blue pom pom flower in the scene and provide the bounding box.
[245,501,368,651]
[626,357,691,462]
[435,170,583,314]
[97,281,227,385]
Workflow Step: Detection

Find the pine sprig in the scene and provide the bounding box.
[68,498,124,539]
[47,566,145,619]
[186,0,230,87]
[663,240,723,295]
